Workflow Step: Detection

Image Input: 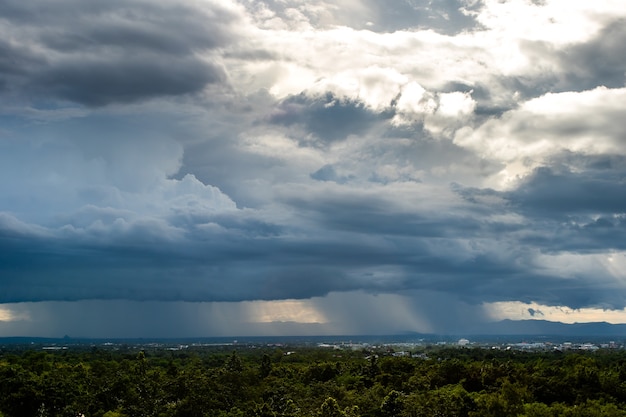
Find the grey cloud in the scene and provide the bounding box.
[506,19,626,99]
[283,189,481,238]
[1,193,405,303]
[40,16,234,56]
[35,56,224,106]
[0,40,42,77]
[556,19,626,91]
[274,187,571,304]
[0,40,43,95]
[270,92,391,144]
[177,138,282,210]
[0,297,436,338]
[0,180,530,306]
[0,0,242,106]
[2,101,622,314]
[0,300,256,338]
[457,153,626,253]
[508,165,626,217]
[518,217,626,254]
[1,0,241,50]
[169,209,285,238]
[178,139,281,208]
[309,291,486,335]
[2,162,625,310]
[173,88,496,213]
[310,165,354,184]
[271,89,500,186]
[0,233,374,303]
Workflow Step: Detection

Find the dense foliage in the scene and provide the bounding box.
[2,343,626,417]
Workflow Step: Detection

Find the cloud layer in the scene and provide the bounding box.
[1,0,626,335]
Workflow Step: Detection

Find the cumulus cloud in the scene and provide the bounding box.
[454,87,626,188]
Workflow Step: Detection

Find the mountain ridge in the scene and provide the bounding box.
[464,319,626,337]
[1,320,625,343]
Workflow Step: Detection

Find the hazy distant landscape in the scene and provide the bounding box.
[4,318,626,349]
[4,332,626,417]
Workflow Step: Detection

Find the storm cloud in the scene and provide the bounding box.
[0,0,241,105]
[2,0,626,337]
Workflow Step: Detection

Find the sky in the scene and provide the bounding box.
[1,0,626,338]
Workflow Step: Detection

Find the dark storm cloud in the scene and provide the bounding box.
[270,92,390,143]
[1,155,625,310]
[508,164,626,217]
[0,0,242,106]
[0,203,410,303]
[272,186,575,305]
[35,56,224,107]
[0,0,241,50]
[556,19,626,91]
[457,153,626,254]
[3,0,626,335]
[0,179,537,306]
[0,40,43,94]
[282,188,483,238]
[0,40,42,77]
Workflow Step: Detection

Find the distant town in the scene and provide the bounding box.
[3,333,626,354]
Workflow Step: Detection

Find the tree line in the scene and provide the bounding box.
[2,344,626,417]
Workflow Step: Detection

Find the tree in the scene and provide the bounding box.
[380,390,403,417]
[319,397,345,417]
[260,354,273,379]
[225,351,244,373]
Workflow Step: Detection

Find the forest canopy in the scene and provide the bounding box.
[2,343,626,417]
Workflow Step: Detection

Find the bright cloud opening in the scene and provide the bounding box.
[245,300,327,324]
[0,307,30,322]
[485,301,626,324]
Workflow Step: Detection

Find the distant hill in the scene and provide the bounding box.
[2,320,626,346]
[467,319,626,337]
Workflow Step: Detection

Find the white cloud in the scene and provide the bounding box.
[439,91,476,117]
[313,66,408,111]
[0,212,51,238]
[0,119,237,230]
[245,299,327,323]
[394,81,434,119]
[0,306,30,322]
[227,26,490,102]
[475,0,626,44]
[225,0,626,124]
[454,87,626,188]
[533,251,626,285]
[423,91,477,137]
[485,301,626,324]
